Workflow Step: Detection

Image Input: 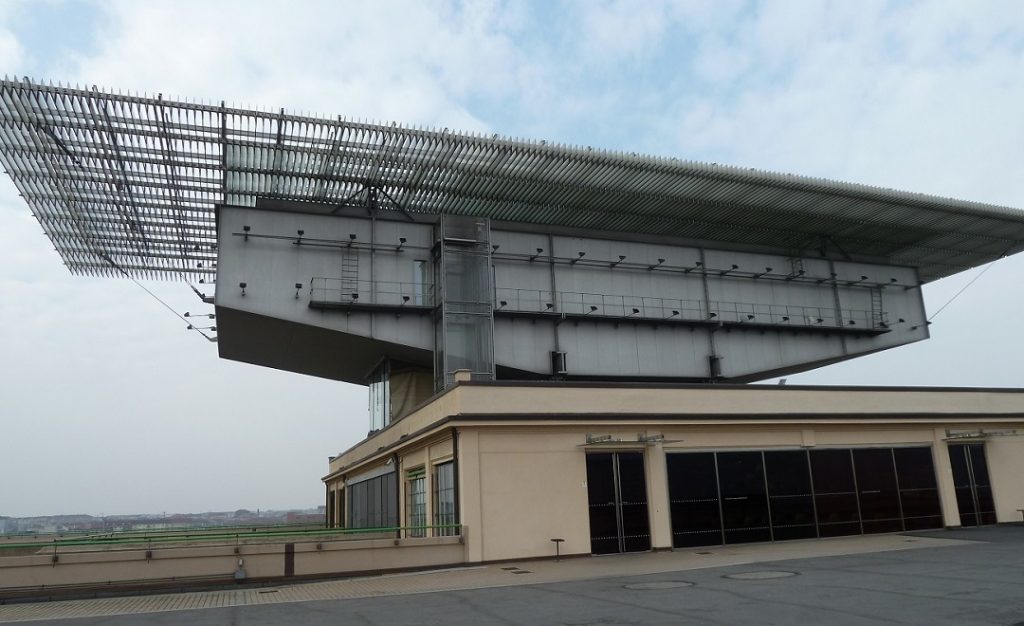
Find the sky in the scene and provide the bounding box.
[1,0,1023,518]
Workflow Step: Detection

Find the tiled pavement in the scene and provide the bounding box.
[0,533,971,623]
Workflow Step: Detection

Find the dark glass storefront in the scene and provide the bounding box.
[667,447,943,548]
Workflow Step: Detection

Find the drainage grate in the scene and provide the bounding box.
[724,571,798,580]
[623,581,694,590]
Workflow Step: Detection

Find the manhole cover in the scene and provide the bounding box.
[724,571,798,580]
[623,581,694,590]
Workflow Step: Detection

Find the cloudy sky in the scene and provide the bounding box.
[1,0,1023,518]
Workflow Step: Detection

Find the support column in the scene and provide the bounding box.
[457,429,484,562]
[931,428,960,527]
[645,442,672,550]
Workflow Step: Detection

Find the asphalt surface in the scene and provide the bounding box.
[11,526,1024,625]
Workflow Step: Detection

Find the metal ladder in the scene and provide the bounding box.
[341,252,359,298]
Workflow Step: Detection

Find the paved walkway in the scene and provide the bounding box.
[0,532,972,623]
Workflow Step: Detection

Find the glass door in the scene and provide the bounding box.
[586,452,651,554]
[949,443,997,526]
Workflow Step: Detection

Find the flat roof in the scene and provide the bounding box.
[2,78,1024,282]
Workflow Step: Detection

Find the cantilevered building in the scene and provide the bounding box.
[3,78,1024,567]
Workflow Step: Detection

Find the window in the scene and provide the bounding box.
[413,260,429,306]
[347,472,397,529]
[406,468,426,537]
[433,461,456,536]
[368,361,389,432]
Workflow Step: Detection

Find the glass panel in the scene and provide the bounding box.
[368,361,389,432]
[586,453,619,554]
[717,451,771,544]
[853,448,903,534]
[893,447,943,530]
[666,453,723,547]
[948,445,978,526]
[764,450,817,541]
[811,449,861,537]
[616,453,651,553]
[967,444,997,525]
[444,313,494,374]
[443,250,490,304]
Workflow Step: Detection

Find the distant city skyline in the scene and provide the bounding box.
[1,0,1023,517]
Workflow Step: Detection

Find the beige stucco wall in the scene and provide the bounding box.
[472,428,591,561]
[985,435,1024,522]
[326,384,1024,566]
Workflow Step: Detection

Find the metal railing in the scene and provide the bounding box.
[310,277,434,307]
[494,287,883,329]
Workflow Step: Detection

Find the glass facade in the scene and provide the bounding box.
[347,471,398,529]
[433,216,495,391]
[666,446,943,549]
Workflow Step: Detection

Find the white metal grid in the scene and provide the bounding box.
[2,77,1024,283]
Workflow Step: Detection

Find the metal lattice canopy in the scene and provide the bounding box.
[2,77,1024,284]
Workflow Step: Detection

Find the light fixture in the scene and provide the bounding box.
[571,251,586,265]
[348,233,357,247]
[586,305,598,314]
[297,229,304,239]
[610,255,626,268]
[630,307,640,316]
[708,312,718,319]
[239,282,247,296]
[781,316,790,322]
[498,300,508,309]
[402,295,410,305]
[815,317,823,324]
[351,293,359,301]
[544,302,554,310]
[648,258,665,270]
[243,225,250,241]
[491,244,499,252]
[295,282,303,299]
[397,237,407,252]
[890,277,898,283]
[530,247,544,262]
[669,310,679,318]
[898,318,906,323]
[848,320,856,325]
[746,314,755,320]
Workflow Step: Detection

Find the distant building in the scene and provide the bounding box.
[2,79,1024,564]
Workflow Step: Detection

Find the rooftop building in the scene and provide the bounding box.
[2,78,1024,569]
